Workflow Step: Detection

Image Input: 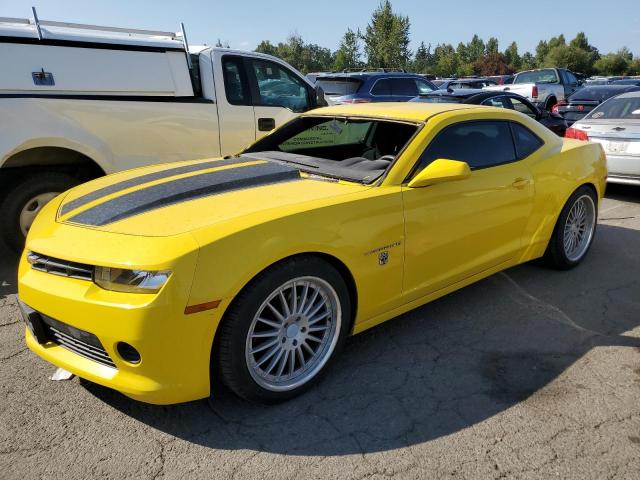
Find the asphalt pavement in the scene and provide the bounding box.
[1,184,639,479]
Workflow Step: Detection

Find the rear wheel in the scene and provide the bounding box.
[215,256,351,403]
[0,172,79,251]
[544,186,597,269]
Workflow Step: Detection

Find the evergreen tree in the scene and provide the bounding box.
[363,0,412,69]
[334,28,363,71]
[504,41,521,70]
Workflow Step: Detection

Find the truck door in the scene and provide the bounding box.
[213,54,257,156]
[244,57,312,140]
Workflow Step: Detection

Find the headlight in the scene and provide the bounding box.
[94,267,171,294]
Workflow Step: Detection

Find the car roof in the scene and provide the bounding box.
[316,72,424,80]
[307,102,491,122]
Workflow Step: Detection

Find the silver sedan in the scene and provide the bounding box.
[568,91,640,186]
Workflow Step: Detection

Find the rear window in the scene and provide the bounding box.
[315,78,362,96]
[569,87,639,102]
[410,95,462,103]
[514,69,558,84]
[585,96,640,120]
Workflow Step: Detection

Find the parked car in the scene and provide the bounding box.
[437,78,498,90]
[0,15,326,251]
[567,91,640,186]
[553,85,640,126]
[315,72,436,104]
[488,75,514,85]
[484,68,581,110]
[18,102,605,404]
[612,79,640,86]
[411,89,568,136]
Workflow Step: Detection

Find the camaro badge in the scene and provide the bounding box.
[378,251,389,266]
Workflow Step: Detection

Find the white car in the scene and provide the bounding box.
[0,13,326,250]
[567,91,640,186]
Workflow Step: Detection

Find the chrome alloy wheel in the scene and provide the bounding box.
[563,194,596,262]
[245,276,341,392]
[19,192,60,236]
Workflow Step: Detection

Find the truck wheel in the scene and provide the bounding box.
[215,256,351,403]
[0,172,79,252]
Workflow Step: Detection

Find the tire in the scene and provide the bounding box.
[0,172,79,252]
[544,186,598,270]
[214,256,351,403]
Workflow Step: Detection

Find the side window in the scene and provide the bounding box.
[509,97,538,119]
[558,69,569,84]
[482,96,509,108]
[413,121,516,174]
[416,79,434,94]
[371,79,391,96]
[250,59,310,113]
[222,57,251,105]
[390,78,419,96]
[566,71,578,85]
[511,122,543,159]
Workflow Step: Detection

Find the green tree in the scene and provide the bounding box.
[413,41,434,73]
[504,41,521,70]
[521,52,536,70]
[255,40,278,56]
[363,0,412,69]
[466,34,485,63]
[215,39,230,48]
[534,40,549,67]
[485,37,499,55]
[594,48,634,75]
[334,28,363,71]
[433,43,458,77]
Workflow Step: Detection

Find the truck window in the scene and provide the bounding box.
[514,69,558,84]
[222,57,251,105]
[249,59,310,113]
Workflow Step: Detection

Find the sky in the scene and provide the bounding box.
[3,0,640,56]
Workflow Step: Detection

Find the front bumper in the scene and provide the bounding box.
[18,240,227,405]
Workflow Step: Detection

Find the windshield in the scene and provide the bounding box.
[315,78,362,96]
[585,96,640,120]
[242,116,419,183]
[514,69,558,84]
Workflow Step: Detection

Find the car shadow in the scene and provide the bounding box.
[605,183,640,205]
[81,223,640,456]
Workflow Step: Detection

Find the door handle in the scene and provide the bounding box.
[258,118,276,132]
[512,178,529,189]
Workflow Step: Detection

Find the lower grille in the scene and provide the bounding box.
[40,315,116,368]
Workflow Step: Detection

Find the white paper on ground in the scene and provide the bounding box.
[50,367,75,381]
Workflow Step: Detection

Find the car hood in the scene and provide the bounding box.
[56,157,370,237]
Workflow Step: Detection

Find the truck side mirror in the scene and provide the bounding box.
[315,85,328,107]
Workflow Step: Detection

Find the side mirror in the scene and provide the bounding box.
[315,85,328,107]
[408,159,471,188]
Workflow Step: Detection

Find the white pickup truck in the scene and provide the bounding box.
[484,68,581,111]
[0,14,326,250]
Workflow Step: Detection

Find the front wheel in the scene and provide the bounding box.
[215,256,351,403]
[544,186,598,269]
[0,172,79,252]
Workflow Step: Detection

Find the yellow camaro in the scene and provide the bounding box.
[18,103,606,404]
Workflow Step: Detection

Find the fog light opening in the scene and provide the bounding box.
[116,342,141,364]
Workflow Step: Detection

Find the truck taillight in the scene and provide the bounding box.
[532,85,538,98]
[565,127,589,141]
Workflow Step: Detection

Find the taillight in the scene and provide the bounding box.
[552,100,567,113]
[565,127,589,141]
[532,85,538,98]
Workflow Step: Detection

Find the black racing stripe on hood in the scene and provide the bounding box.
[60,157,250,216]
[68,162,301,226]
